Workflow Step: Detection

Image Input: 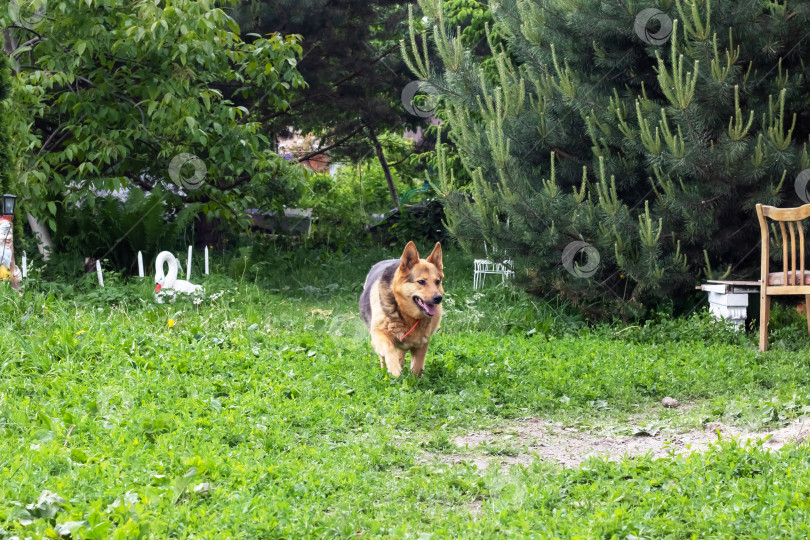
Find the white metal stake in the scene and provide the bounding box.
[22,251,27,278]
[204,246,209,275]
[137,251,144,277]
[96,260,104,287]
[187,246,192,281]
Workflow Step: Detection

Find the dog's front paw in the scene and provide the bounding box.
[386,364,402,377]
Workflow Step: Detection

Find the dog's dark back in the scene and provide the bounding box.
[359,259,399,327]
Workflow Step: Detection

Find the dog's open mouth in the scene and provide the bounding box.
[413,296,437,317]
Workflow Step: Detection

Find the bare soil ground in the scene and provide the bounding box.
[424,417,810,469]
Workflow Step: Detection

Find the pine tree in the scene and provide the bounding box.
[404,0,810,317]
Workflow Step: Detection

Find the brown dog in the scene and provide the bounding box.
[359,242,444,377]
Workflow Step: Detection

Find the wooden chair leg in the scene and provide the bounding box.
[806,295,810,335]
[759,294,771,352]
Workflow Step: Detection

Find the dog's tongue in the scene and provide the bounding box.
[423,301,437,316]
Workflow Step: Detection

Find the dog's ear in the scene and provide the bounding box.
[400,241,420,271]
[426,242,443,276]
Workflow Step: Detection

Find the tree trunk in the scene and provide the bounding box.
[3,29,17,56]
[369,127,399,208]
[27,213,53,260]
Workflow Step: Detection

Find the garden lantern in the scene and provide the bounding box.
[1,194,16,217]
[0,194,20,290]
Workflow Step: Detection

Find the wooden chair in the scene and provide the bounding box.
[756,203,810,351]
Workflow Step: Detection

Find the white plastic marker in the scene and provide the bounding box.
[187,246,192,281]
[96,260,104,287]
[204,246,209,275]
[137,251,144,277]
[22,251,27,278]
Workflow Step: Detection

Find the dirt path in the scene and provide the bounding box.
[426,417,810,469]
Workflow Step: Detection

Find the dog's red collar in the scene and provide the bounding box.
[402,320,419,340]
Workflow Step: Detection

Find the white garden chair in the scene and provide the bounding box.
[473,241,514,290]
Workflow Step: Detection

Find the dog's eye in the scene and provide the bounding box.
[417,279,426,285]
[435,280,441,285]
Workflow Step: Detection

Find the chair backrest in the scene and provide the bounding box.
[756,204,810,287]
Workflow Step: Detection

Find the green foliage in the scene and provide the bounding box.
[296,146,422,247]
[370,199,448,247]
[442,0,503,80]
[0,53,12,195]
[405,0,810,317]
[42,186,202,280]
[443,0,492,47]
[3,249,810,536]
[0,53,22,243]
[2,0,305,235]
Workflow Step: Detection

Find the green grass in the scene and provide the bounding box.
[3,246,810,538]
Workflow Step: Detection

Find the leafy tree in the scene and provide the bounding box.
[0,52,11,196]
[405,0,810,317]
[443,0,491,46]
[233,0,428,207]
[0,52,23,254]
[2,0,305,258]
